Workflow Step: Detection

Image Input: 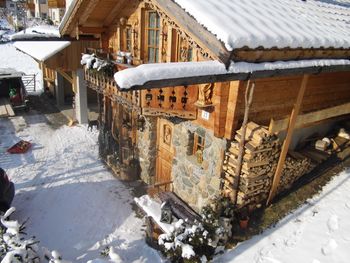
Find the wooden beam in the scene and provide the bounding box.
[267,74,309,205]
[103,0,128,26]
[79,26,107,34]
[56,69,73,84]
[214,82,230,137]
[224,81,245,140]
[78,0,101,25]
[269,101,350,134]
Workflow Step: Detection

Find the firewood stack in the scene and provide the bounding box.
[277,153,315,193]
[222,122,315,208]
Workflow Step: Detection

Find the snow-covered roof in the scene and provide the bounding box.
[13,41,71,61]
[173,0,350,50]
[10,25,60,41]
[0,68,24,79]
[114,59,350,90]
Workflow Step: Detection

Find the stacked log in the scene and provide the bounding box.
[222,122,315,208]
[277,153,315,193]
[222,122,280,207]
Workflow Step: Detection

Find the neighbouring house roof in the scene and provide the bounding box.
[13,41,71,61]
[114,59,350,90]
[0,68,24,79]
[173,0,350,50]
[10,25,61,41]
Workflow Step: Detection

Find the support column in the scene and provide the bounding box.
[266,74,309,205]
[55,71,65,106]
[75,69,88,124]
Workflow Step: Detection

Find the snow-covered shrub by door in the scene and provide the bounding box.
[157,197,234,262]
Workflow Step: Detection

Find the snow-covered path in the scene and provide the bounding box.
[0,114,162,262]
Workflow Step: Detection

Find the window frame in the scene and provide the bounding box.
[145,10,161,63]
[193,133,205,155]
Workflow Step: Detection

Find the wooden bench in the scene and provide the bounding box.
[0,98,15,117]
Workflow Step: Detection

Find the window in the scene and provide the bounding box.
[122,26,132,52]
[177,36,193,62]
[193,133,205,155]
[146,11,160,63]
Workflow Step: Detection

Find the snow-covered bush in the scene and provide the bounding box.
[158,197,234,262]
[81,54,114,77]
[0,207,71,263]
[0,207,40,263]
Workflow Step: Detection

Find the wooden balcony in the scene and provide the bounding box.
[84,48,198,119]
[85,69,141,112]
[48,0,65,8]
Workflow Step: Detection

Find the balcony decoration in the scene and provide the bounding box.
[194,83,214,108]
[181,86,189,109]
[81,53,114,77]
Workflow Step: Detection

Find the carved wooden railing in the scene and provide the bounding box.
[85,69,141,112]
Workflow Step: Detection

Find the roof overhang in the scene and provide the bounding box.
[13,41,71,62]
[114,59,350,91]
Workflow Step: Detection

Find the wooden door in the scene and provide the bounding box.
[156,118,175,185]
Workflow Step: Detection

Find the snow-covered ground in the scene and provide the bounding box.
[216,169,350,263]
[0,43,43,93]
[1,113,349,263]
[0,115,162,262]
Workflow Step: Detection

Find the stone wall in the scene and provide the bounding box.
[137,116,157,184]
[172,121,226,212]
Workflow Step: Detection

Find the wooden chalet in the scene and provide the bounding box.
[59,0,350,213]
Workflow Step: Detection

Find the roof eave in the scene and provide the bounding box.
[118,64,350,91]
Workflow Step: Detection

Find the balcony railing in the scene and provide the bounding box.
[83,48,198,120]
[85,68,141,112]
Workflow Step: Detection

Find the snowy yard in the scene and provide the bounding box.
[1,112,349,263]
[0,114,162,262]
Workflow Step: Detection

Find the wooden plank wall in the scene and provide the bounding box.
[45,40,100,71]
[229,71,350,138]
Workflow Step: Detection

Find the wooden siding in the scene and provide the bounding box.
[45,40,99,71]
[229,71,350,138]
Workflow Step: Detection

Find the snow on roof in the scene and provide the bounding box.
[10,25,60,41]
[0,68,24,79]
[173,0,350,50]
[13,41,71,61]
[114,59,350,90]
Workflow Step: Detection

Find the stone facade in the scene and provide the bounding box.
[137,116,157,184]
[172,121,226,212]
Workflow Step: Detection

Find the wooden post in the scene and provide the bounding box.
[232,80,255,205]
[266,74,309,205]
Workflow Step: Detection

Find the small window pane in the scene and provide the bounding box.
[156,31,159,45]
[148,48,155,63]
[155,48,159,63]
[187,47,193,61]
[149,12,156,28]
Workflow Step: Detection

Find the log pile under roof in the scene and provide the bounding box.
[222,122,315,208]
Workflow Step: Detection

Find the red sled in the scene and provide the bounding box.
[7,140,32,154]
